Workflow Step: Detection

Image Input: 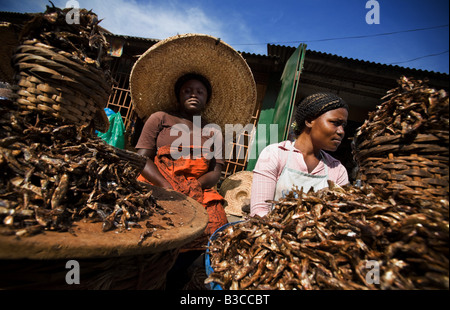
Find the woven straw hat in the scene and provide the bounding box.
[129,33,257,132]
[219,171,253,217]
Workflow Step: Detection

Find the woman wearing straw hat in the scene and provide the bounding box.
[250,93,350,218]
[130,34,256,287]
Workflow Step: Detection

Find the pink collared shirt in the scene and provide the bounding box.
[250,140,349,217]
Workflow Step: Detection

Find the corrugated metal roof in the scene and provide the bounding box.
[1,11,447,82]
[104,32,159,44]
[268,44,448,77]
[268,44,448,93]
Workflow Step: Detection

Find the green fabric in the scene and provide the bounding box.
[97,112,126,149]
[246,43,306,171]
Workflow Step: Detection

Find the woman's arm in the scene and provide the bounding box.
[197,127,224,190]
[250,172,277,217]
[135,112,174,189]
[198,160,223,189]
[137,148,173,189]
[250,144,281,217]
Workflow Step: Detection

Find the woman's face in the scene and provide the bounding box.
[308,108,348,152]
[179,79,208,115]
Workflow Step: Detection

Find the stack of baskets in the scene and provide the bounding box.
[12,39,111,132]
[10,6,112,133]
[352,76,449,200]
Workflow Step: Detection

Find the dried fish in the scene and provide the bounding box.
[0,97,174,240]
[355,77,447,138]
[19,4,111,72]
[206,182,448,290]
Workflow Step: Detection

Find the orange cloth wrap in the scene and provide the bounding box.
[137,145,227,248]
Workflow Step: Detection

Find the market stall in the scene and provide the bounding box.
[0,6,208,290]
[206,77,449,290]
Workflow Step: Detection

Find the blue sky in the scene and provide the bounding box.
[1,0,449,74]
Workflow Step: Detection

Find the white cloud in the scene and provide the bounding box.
[90,0,258,52]
[0,0,264,54]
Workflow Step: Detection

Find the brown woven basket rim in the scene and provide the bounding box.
[356,132,448,151]
[355,143,449,162]
[17,39,110,90]
[12,40,112,132]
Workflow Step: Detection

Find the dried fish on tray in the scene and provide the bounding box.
[206,182,449,290]
[0,98,170,240]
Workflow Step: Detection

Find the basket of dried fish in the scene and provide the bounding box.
[0,183,208,289]
[11,5,112,132]
[205,221,244,290]
[352,76,449,200]
[205,182,449,290]
[0,92,209,290]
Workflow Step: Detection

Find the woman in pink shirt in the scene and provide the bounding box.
[250,93,349,217]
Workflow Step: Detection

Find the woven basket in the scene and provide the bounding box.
[11,39,111,132]
[358,154,448,198]
[354,130,449,200]
[353,77,449,201]
[0,249,179,290]
[0,183,209,290]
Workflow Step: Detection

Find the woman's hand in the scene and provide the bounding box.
[197,162,223,189]
[137,148,174,190]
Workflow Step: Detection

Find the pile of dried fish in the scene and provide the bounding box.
[206,182,449,290]
[0,98,169,238]
[353,76,448,143]
[11,4,113,133]
[352,76,449,200]
[19,2,111,70]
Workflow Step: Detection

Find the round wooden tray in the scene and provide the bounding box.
[0,185,208,260]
